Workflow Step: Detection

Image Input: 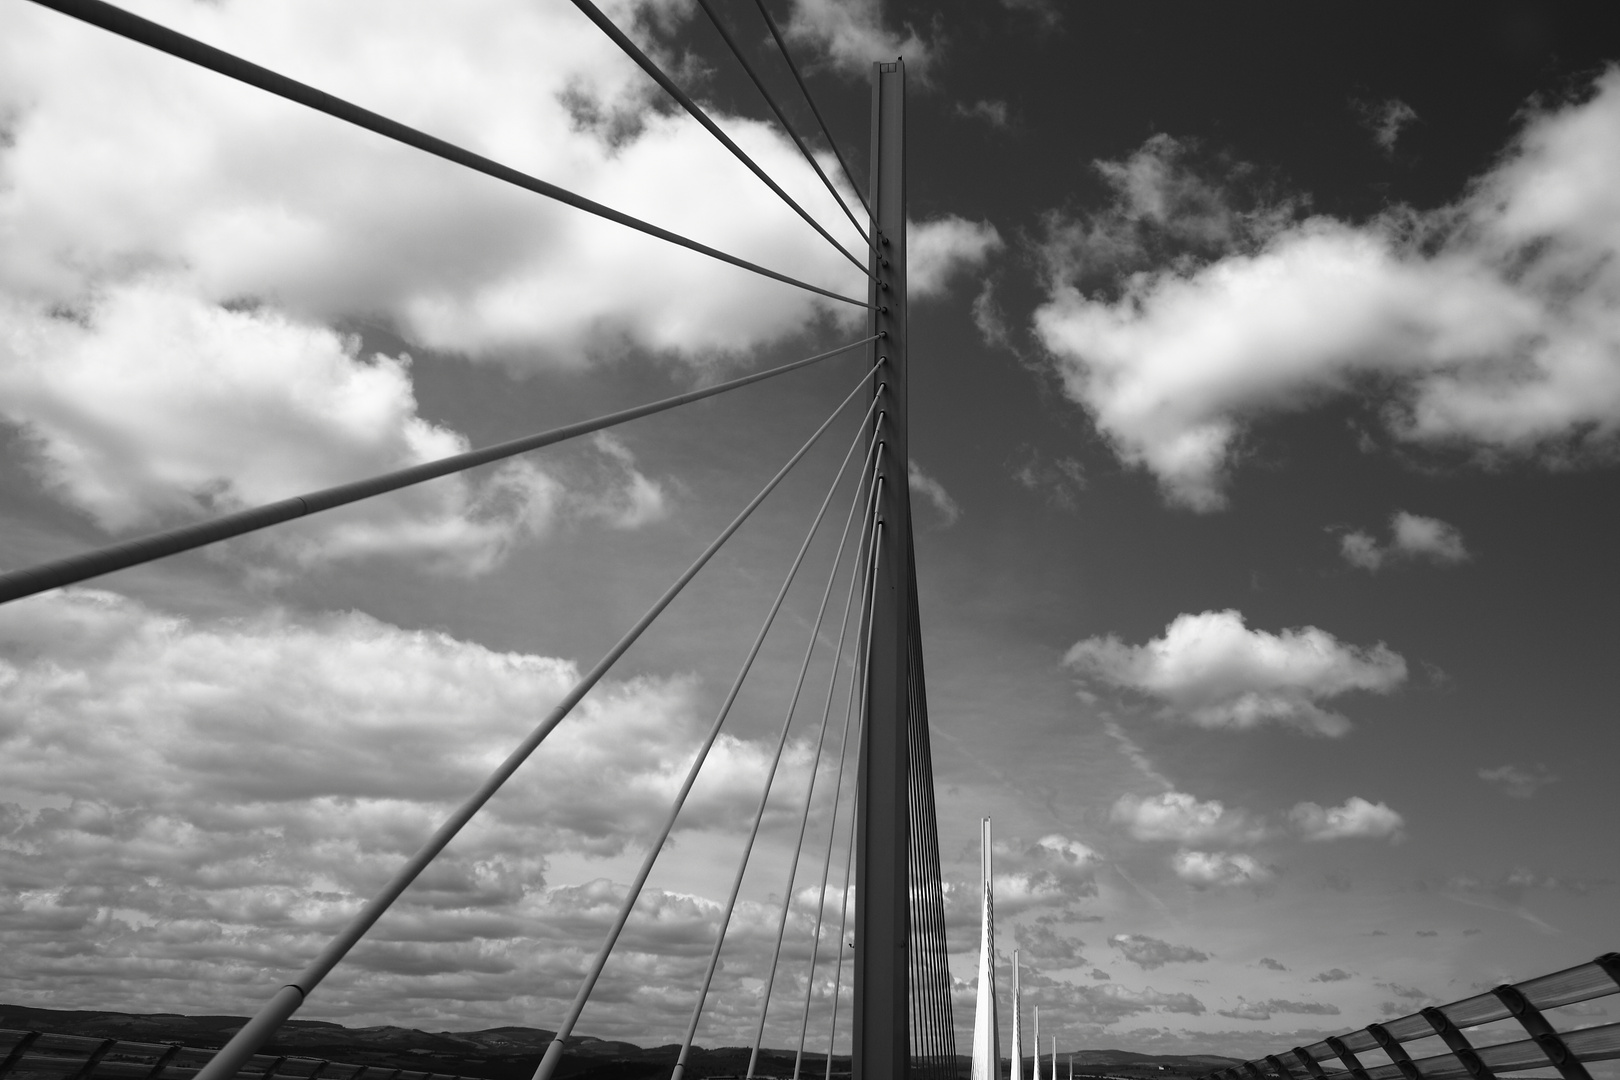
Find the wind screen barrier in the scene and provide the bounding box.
[1199,954,1620,1080]
[0,1030,470,1080]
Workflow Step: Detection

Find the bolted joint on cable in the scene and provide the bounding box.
[878,329,888,338]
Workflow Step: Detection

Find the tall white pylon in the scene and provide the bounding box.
[1033,1006,1040,1080]
[970,817,1000,1080]
[1010,951,1023,1080]
[1051,1035,1057,1080]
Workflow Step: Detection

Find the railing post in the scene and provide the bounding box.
[853,57,909,1080]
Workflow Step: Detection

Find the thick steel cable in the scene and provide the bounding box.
[789,535,872,1080]
[824,815,858,1080]
[530,391,883,1080]
[566,0,869,277]
[0,336,877,606]
[190,364,881,1080]
[750,0,872,222]
[748,508,881,1080]
[25,0,870,309]
[908,612,955,1079]
[668,440,881,1080]
[689,0,871,248]
[822,546,879,1080]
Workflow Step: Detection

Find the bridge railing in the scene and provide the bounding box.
[0,1030,470,1080]
[1200,953,1620,1080]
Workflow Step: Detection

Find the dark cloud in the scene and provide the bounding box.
[1108,933,1212,970]
[1217,998,1341,1021]
[1015,920,1088,967]
[1311,968,1354,982]
[1258,957,1288,971]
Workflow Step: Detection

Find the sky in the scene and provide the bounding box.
[1,0,1618,1065]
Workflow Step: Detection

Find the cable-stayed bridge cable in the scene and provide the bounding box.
[529,388,884,1080]
[750,504,882,1078]
[25,0,872,309]
[749,0,872,223]
[824,797,859,1080]
[189,362,881,1080]
[668,439,881,1080]
[790,526,872,1080]
[566,0,870,276]
[0,335,876,606]
[689,0,871,248]
[822,532,879,1080]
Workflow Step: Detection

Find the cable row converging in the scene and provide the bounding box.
[26,0,873,310]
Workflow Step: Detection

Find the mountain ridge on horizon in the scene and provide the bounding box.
[0,1003,1240,1077]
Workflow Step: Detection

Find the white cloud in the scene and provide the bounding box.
[1289,797,1405,842]
[1110,791,1267,845]
[909,215,1004,299]
[0,0,867,366]
[1172,850,1273,889]
[784,0,936,77]
[0,588,855,1035]
[1340,530,1385,571]
[1341,512,1469,571]
[1035,69,1620,510]
[957,99,1011,129]
[1478,763,1560,799]
[1355,97,1419,153]
[989,833,1100,915]
[908,457,961,525]
[1064,609,1407,737]
[0,280,672,572]
[1391,511,1469,562]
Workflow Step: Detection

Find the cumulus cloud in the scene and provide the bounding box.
[1217,998,1341,1021]
[0,0,874,364]
[1064,609,1407,736]
[1258,957,1288,971]
[784,0,936,77]
[909,215,1004,298]
[0,281,669,572]
[1478,763,1559,799]
[1340,511,1470,571]
[1108,933,1210,970]
[0,589,845,1033]
[1035,70,1620,509]
[991,834,1101,915]
[1172,850,1273,889]
[1312,968,1354,982]
[1110,792,1267,845]
[1289,797,1406,842]
[909,458,962,526]
[1080,983,1206,1018]
[1015,920,1088,967]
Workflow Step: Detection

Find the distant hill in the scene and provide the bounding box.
[0,1005,1239,1080]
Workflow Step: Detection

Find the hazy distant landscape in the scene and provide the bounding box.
[0,1006,1239,1080]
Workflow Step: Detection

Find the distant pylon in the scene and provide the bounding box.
[1033,1007,1039,1080]
[970,817,999,1080]
[1009,951,1023,1080]
[1051,1036,1056,1080]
